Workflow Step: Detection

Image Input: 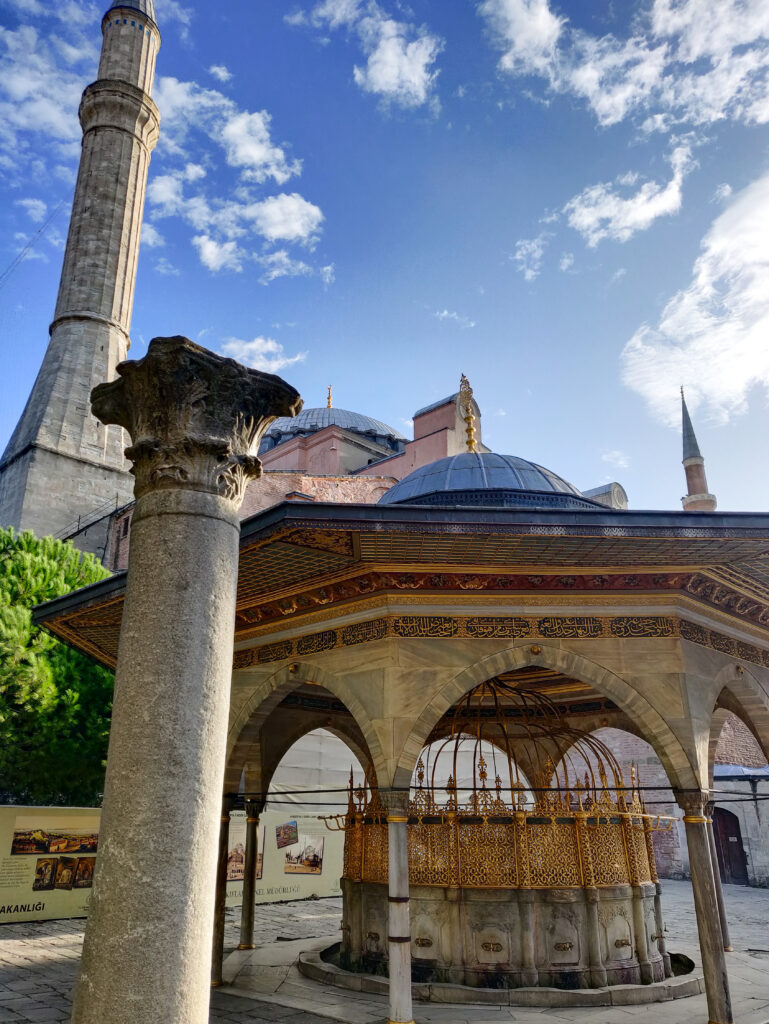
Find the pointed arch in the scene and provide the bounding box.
[393,644,698,792]
[225,661,388,792]
[709,663,769,773]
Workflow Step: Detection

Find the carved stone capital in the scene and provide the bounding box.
[675,789,708,819]
[91,335,302,505]
[379,788,410,819]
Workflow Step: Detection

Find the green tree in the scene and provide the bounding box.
[0,528,114,805]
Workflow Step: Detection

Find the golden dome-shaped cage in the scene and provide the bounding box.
[330,678,672,891]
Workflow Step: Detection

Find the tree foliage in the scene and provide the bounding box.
[0,528,114,805]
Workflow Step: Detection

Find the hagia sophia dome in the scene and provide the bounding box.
[259,407,407,456]
[378,451,604,511]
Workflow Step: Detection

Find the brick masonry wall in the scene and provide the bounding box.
[715,714,767,768]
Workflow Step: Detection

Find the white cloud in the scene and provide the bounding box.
[563,144,694,246]
[246,193,324,244]
[713,182,732,203]
[256,249,313,283]
[154,0,193,39]
[208,64,232,83]
[478,0,564,76]
[220,111,301,184]
[292,1,443,110]
[478,0,769,131]
[621,171,769,426]
[559,251,574,271]
[434,308,476,328]
[309,0,362,28]
[192,234,244,273]
[320,263,335,286]
[220,336,308,373]
[602,449,630,469]
[141,222,165,248]
[15,197,46,222]
[154,256,180,276]
[512,232,550,279]
[353,12,443,110]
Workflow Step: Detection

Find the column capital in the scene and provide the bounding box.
[245,798,265,819]
[675,789,708,820]
[379,788,410,820]
[91,336,302,506]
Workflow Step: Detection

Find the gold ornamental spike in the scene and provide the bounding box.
[459,373,477,453]
[327,385,333,408]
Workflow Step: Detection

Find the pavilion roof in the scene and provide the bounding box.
[35,501,769,669]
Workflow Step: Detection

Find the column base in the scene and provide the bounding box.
[236,943,255,950]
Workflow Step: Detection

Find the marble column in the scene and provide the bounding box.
[70,336,301,1024]
[238,800,264,950]
[706,803,733,952]
[211,796,235,987]
[381,789,413,1024]
[678,792,733,1024]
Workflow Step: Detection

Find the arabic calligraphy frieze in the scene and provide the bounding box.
[679,619,769,667]
[340,619,388,646]
[610,616,675,638]
[233,615,765,671]
[392,616,460,638]
[537,617,603,638]
[465,616,531,639]
[297,629,337,655]
[257,640,294,663]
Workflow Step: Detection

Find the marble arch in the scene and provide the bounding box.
[708,665,769,769]
[226,662,388,791]
[393,644,699,794]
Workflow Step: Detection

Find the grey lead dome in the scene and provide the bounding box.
[260,406,406,454]
[379,451,603,510]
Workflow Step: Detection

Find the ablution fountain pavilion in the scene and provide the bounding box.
[36,338,769,1024]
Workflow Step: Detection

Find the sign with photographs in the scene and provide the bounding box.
[275,820,299,849]
[225,811,344,908]
[0,807,101,923]
[283,834,324,875]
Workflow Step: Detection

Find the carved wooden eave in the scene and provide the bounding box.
[34,501,769,671]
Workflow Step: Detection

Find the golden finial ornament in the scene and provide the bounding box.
[327,385,333,408]
[459,373,477,453]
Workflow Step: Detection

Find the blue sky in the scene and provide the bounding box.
[2,0,769,510]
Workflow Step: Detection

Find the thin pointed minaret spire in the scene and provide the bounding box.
[680,388,716,511]
[0,1,161,551]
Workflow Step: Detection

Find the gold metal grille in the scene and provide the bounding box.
[325,677,672,890]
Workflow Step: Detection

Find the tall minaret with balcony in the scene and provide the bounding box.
[681,388,717,512]
[0,1,160,551]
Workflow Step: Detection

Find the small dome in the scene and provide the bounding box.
[105,0,156,24]
[379,452,602,510]
[260,407,406,454]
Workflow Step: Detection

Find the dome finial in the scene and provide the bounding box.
[327,385,333,409]
[459,374,477,453]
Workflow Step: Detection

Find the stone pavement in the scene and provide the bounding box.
[0,881,767,1023]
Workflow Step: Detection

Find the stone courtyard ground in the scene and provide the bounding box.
[0,881,767,1023]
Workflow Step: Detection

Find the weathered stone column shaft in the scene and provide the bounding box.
[70,336,301,1024]
[212,799,234,987]
[382,788,413,1024]
[238,803,263,950]
[680,802,733,1024]
[706,813,733,952]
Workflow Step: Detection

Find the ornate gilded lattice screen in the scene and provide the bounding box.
[326,678,669,890]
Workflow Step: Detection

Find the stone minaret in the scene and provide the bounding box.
[681,388,716,511]
[0,0,160,552]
